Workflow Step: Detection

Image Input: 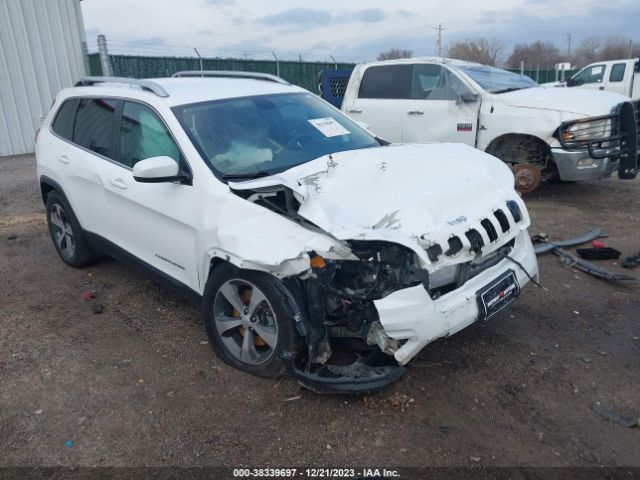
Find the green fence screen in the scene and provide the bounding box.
[88,53,354,94]
[88,53,577,92]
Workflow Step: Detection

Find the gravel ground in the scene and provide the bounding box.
[1,154,639,469]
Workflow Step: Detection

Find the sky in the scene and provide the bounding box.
[80,0,640,63]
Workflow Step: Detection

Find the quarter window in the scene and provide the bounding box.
[73,98,118,159]
[609,63,626,82]
[51,99,79,141]
[358,65,412,99]
[119,102,180,168]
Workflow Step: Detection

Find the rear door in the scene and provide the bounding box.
[49,97,118,236]
[401,64,480,145]
[344,64,411,142]
[605,62,630,96]
[95,100,200,291]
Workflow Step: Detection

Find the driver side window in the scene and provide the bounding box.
[572,65,605,85]
[411,65,471,100]
[119,102,181,168]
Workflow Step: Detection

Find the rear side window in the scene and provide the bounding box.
[609,63,626,82]
[358,65,411,99]
[73,98,118,159]
[51,99,79,140]
[119,102,180,168]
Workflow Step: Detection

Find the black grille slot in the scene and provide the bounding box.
[427,244,443,262]
[480,218,498,242]
[506,200,522,223]
[494,209,510,233]
[465,229,484,253]
[445,236,463,256]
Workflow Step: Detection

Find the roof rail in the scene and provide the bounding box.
[171,70,290,85]
[74,76,169,98]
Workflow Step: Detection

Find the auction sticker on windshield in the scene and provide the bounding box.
[308,117,350,137]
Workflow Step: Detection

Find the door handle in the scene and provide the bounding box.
[407,110,424,115]
[599,86,604,90]
[109,178,128,190]
[56,155,70,164]
[348,108,363,114]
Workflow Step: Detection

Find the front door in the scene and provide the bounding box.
[402,64,480,146]
[96,100,200,291]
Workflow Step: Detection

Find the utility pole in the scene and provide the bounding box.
[434,24,444,57]
[566,33,572,59]
[629,40,634,59]
[97,34,112,76]
[193,47,203,72]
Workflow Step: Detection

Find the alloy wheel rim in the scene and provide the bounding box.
[50,203,75,258]
[213,279,278,365]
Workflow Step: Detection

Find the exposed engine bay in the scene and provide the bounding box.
[232,181,521,392]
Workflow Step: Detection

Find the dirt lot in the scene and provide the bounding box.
[1,154,639,469]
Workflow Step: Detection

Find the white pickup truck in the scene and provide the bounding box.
[560,58,639,100]
[341,57,639,192]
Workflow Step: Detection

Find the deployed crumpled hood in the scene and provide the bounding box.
[231,144,524,263]
[499,86,630,117]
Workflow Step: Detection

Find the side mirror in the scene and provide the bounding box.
[133,156,182,183]
[567,77,579,87]
[458,92,479,103]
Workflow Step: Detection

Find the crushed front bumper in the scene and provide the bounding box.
[551,148,619,181]
[374,231,539,365]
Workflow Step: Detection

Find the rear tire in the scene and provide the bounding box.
[45,191,95,267]
[202,263,301,378]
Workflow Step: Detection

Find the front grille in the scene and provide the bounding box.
[425,200,523,263]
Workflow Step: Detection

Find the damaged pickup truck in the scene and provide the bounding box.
[37,72,539,392]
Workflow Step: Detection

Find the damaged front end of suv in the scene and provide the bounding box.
[220,143,539,393]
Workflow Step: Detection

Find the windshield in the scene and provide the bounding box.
[173,92,380,178]
[457,64,537,93]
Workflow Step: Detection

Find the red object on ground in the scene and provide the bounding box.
[82,290,96,301]
[592,240,606,249]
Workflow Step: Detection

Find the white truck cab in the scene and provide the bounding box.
[342,57,639,192]
[562,58,640,100]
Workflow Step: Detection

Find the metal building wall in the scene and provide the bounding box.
[0,0,87,156]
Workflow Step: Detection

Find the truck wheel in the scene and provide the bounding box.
[202,264,301,378]
[45,191,95,267]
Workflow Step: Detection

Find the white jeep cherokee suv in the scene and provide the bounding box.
[36,72,539,392]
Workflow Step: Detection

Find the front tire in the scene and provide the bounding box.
[45,191,94,267]
[202,264,301,378]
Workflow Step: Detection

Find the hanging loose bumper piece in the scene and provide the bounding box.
[532,229,636,282]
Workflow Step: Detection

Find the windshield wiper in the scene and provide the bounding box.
[492,86,532,94]
[222,170,272,180]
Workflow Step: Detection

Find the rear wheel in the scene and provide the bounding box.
[45,191,94,267]
[202,264,301,377]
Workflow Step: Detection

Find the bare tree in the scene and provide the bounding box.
[575,36,602,66]
[377,48,413,61]
[507,41,561,70]
[601,35,634,60]
[447,37,505,66]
